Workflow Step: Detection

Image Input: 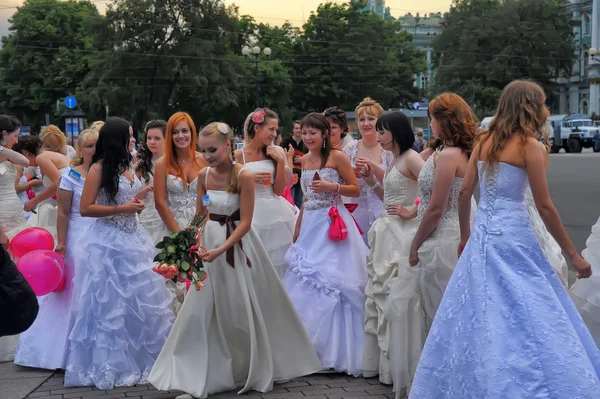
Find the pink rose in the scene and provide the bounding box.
[251,110,265,124]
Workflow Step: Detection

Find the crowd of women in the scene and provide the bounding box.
[0,78,599,398]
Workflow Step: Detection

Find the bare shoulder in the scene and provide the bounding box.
[234,149,244,163]
[331,149,349,163]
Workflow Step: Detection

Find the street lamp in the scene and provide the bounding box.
[242,44,271,108]
[590,48,600,63]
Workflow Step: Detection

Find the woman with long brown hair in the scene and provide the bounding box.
[410,80,599,398]
[282,113,366,376]
[235,108,298,279]
[383,93,476,397]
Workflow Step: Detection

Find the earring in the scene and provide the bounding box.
[1,139,5,146]
[323,139,327,149]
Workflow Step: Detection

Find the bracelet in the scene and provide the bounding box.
[336,183,341,194]
[369,182,380,190]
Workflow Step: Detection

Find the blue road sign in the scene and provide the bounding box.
[65,95,77,109]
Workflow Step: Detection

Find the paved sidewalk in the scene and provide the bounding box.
[1,362,397,399]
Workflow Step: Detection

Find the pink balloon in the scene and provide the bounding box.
[9,227,55,258]
[415,197,421,206]
[17,250,65,296]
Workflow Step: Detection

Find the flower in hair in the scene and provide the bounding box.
[251,110,266,124]
[217,123,229,135]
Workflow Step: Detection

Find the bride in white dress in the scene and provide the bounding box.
[360,112,424,384]
[135,120,167,244]
[14,129,98,370]
[17,127,70,242]
[235,109,297,278]
[282,113,368,376]
[154,113,207,313]
[65,118,174,389]
[148,122,321,399]
[0,114,31,362]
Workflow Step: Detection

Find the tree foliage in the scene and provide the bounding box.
[432,0,574,116]
[0,0,100,124]
[289,2,426,113]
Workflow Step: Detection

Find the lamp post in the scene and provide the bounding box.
[242,44,271,109]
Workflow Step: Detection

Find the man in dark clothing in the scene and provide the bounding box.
[280,120,307,208]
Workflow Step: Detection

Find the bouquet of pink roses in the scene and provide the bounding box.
[152,213,208,291]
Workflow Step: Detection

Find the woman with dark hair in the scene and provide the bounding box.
[324,106,354,151]
[282,113,367,376]
[15,131,71,242]
[135,119,167,244]
[357,111,424,385]
[64,117,174,390]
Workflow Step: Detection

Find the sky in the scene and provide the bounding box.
[0,0,452,39]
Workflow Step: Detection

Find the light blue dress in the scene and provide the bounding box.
[64,175,174,389]
[409,161,600,398]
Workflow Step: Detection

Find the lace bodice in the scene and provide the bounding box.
[300,168,344,211]
[0,161,27,239]
[165,174,197,223]
[97,175,142,233]
[417,152,463,225]
[382,167,419,214]
[477,161,528,217]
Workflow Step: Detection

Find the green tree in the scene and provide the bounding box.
[79,0,252,131]
[0,0,100,124]
[432,0,574,116]
[288,1,426,113]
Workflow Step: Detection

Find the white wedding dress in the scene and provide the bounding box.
[0,161,29,362]
[154,174,198,314]
[148,167,322,398]
[241,152,297,278]
[363,167,419,384]
[15,168,94,370]
[138,165,166,245]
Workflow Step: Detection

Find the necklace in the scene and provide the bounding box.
[332,139,342,149]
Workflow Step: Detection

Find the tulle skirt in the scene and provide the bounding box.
[64,219,174,389]
[283,205,368,376]
[570,217,600,346]
[14,218,93,370]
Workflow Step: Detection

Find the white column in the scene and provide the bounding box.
[589,0,600,116]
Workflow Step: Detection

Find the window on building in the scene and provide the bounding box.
[584,13,591,35]
[584,51,589,69]
[581,100,589,115]
[421,75,430,91]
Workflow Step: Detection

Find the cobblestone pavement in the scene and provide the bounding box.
[6,363,396,399]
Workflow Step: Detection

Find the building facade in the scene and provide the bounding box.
[357,0,392,20]
[552,0,600,117]
[395,12,446,92]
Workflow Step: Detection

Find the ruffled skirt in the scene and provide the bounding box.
[64,220,174,389]
[283,206,368,376]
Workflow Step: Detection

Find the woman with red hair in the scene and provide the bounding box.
[153,112,206,313]
[383,93,476,397]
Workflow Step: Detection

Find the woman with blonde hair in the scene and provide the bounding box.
[343,97,393,245]
[149,122,321,399]
[15,128,70,241]
[153,112,206,313]
[14,129,98,370]
[410,79,599,398]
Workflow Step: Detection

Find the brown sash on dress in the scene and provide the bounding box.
[209,209,252,268]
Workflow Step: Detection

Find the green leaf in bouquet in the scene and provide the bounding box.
[170,233,178,239]
[153,254,160,262]
[167,245,176,254]
[155,241,166,249]
[181,261,190,271]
